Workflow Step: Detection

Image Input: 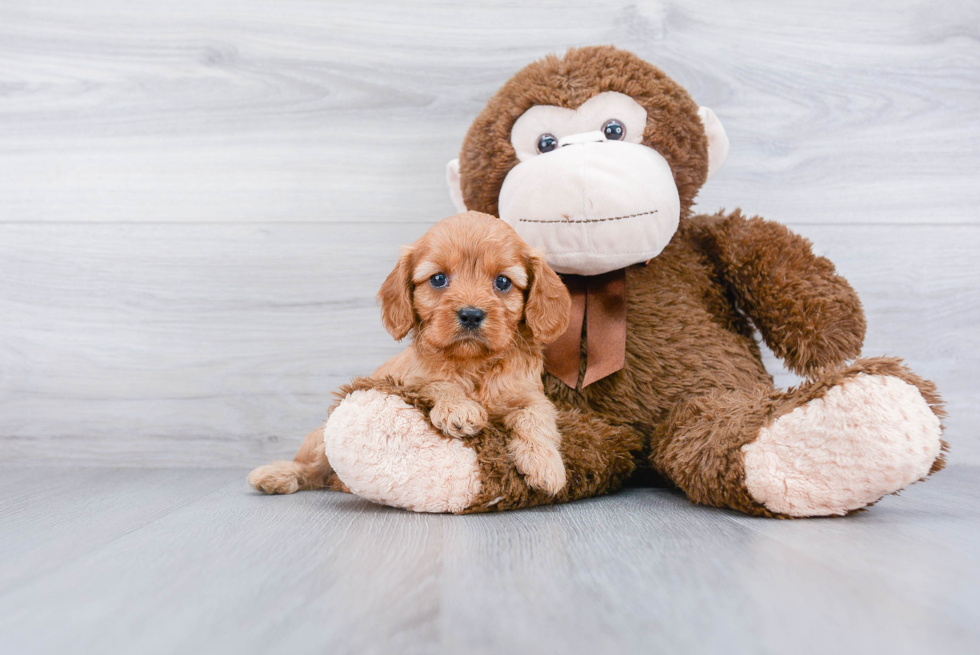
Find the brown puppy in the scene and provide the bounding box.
[249,211,571,496]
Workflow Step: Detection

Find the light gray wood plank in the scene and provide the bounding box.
[0,466,977,654]
[724,476,980,638]
[2,222,976,465]
[0,470,444,655]
[439,473,980,655]
[0,221,421,465]
[0,467,242,593]
[0,1,977,225]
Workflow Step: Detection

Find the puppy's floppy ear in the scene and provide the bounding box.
[378,246,416,341]
[524,249,571,344]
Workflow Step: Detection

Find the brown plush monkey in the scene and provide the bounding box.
[253,46,947,517]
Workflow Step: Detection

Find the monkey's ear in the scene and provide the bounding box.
[697,107,730,180]
[446,159,468,213]
[524,249,571,344]
[377,246,416,341]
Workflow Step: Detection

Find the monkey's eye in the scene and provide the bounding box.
[429,273,448,289]
[602,119,625,141]
[494,275,513,292]
[536,134,558,154]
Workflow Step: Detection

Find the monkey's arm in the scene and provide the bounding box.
[694,210,866,376]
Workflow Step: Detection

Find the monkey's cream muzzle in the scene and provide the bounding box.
[497,138,681,276]
[446,92,728,276]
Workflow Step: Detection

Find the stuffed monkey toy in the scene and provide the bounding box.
[250,46,946,518]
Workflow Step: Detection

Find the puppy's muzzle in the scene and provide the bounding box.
[457,306,486,331]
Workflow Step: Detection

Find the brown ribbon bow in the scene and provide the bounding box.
[544,269,627,389]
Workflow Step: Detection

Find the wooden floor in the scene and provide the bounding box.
[0,465,977,654]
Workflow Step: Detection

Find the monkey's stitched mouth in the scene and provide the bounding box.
[518,209,658,224]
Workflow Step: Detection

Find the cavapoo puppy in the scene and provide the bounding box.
[249,211,572,496]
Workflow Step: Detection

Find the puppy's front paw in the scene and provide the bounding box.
[509,441,566,496]
[430,399,487,438]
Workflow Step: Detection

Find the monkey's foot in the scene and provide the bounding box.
[742,374,944,517]
[324,389,482,513]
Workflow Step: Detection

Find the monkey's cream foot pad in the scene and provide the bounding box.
[325,389,482,513]
[742,374,943,517]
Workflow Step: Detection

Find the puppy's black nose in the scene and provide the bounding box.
[457,306,486,330]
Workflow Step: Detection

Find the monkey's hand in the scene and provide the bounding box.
[694,210,866,377]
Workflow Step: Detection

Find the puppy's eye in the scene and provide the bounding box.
[494,275,512,292]
[602,119,625,141]
[430,273,448,289]
[536,134,558,154]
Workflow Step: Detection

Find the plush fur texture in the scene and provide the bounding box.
[743,373,943,516]
[324,388,482,513]
[331,376,643,513]
[648,356,945,518]
[258,46,948,517]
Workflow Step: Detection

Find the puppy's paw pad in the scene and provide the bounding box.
[431,400,487,438]
[513,446,566,496]
[248,463,300,495]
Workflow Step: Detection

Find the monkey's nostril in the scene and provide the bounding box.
[457,307,486,330]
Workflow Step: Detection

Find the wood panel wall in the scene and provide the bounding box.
[1,0,977,465]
